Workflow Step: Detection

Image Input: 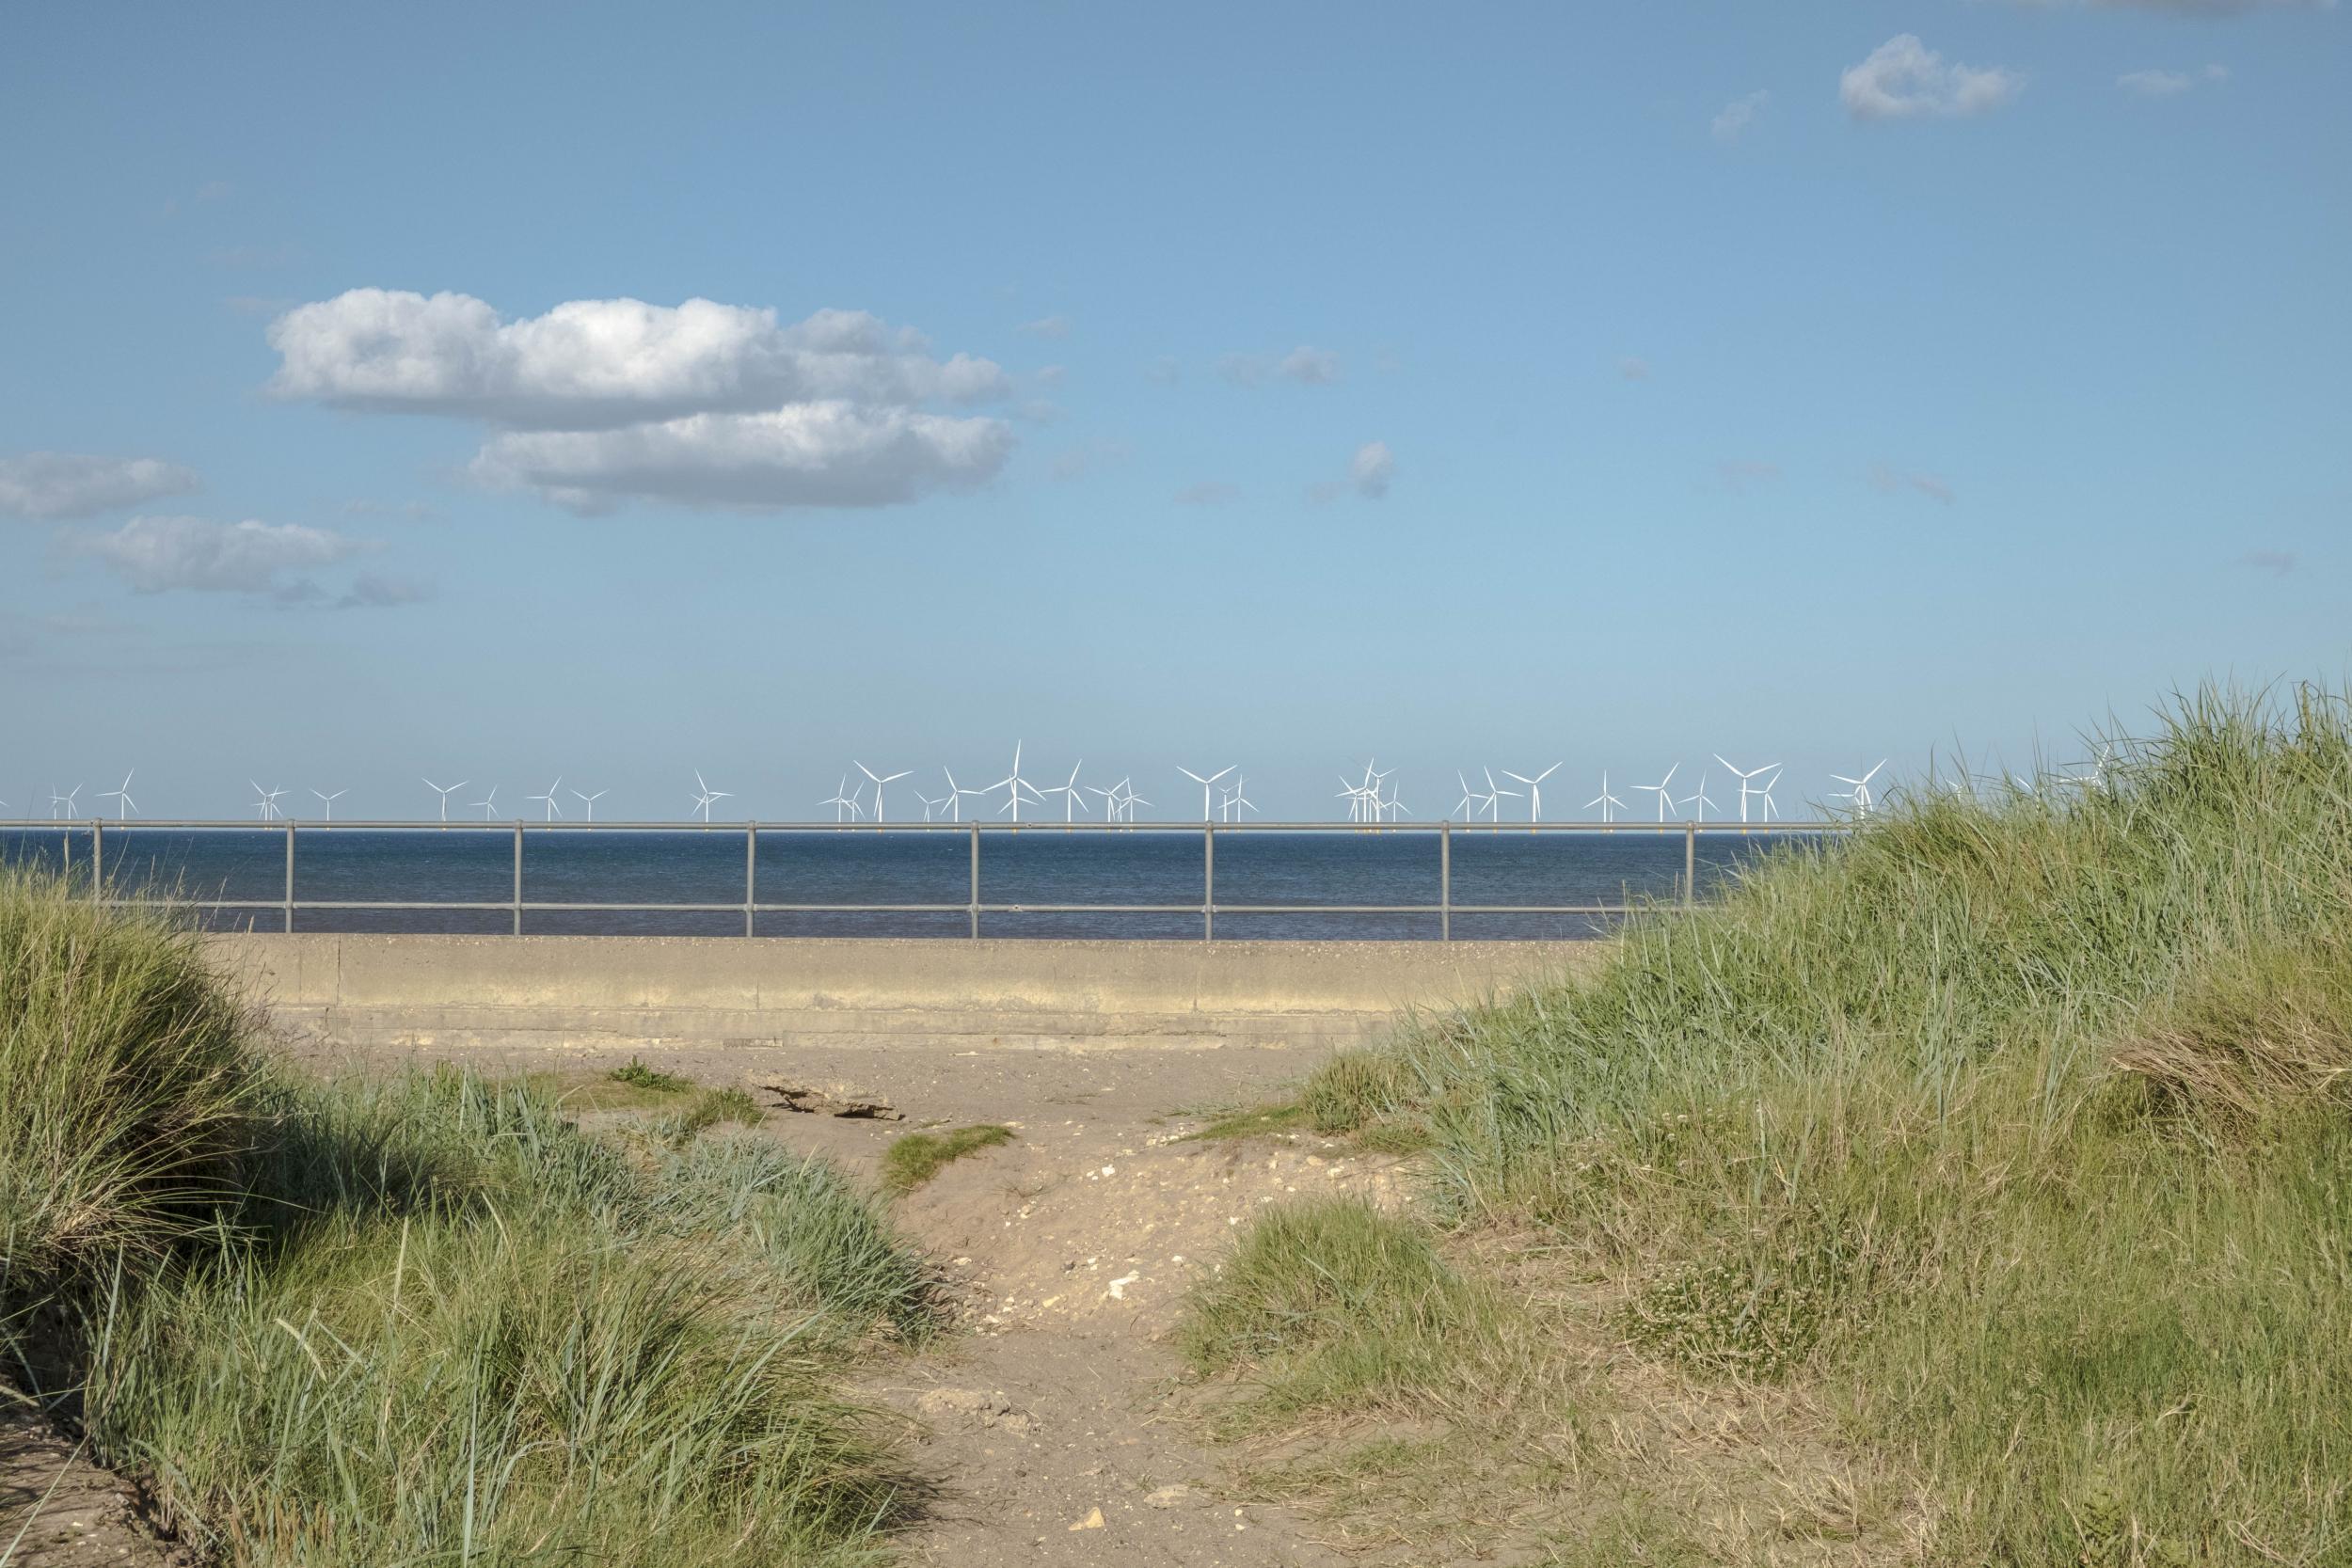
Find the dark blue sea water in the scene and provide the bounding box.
[0,824,1829,941]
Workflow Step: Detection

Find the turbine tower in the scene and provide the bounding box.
[423,778,467,823]
[690,770,731,822]
[1634,762,1680,823]
[1711,755,1779,825]
[1481,767,1520,824]
[1829,760,1888,818]
[820,777,862,822]
[569,786,607,822]
[1042,761,1089,823]
[100,771,138,821]
[1178,765,1233,822]
[472,785,501,821]
[854,762,914,823]
[528,777,564,821]
[1678,772,1718,822]
[1501,763,1561,822]
[310,787,347,822]
[988,742,1044,821]
[1585,771,1627,824]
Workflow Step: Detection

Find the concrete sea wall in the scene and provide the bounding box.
[206,934,1604,1053]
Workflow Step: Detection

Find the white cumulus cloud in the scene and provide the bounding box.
[76,515,370,597]
[265,289,1018,512]
[0,452,199,519]
[468,405,1014,513]
[1841,35,2024,121]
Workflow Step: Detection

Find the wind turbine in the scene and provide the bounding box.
[1453,771,1483,822]
[1634,762,1680,823]
[987,743,1044,821]
[1585,771,1627,824]
[1481,767,1520,824]
[528,777,564,821]
[1501,763,1561,822]
[1339,773,1374,823]
[1118,780,1149,821]
[1220,775,1259,822]
[249,781,285,821]
[473,785,501,821]
[936,768,965,822]
[1712,756,1779,826]
[310,787,347,822]
[1041,761,1089,823]
[1178,765,1233,822]
[690,770,731,822]
[423,778,467,823]
[100,771,138,820]
[1829,760,1888,817]
[820,777,862,822]
[51,784,82,821]
[569,786,606,822]
[855,762,914,823]
[1678,772,1718,822]
[1756,767,1784,823]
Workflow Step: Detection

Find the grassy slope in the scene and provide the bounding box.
[1,871,934,1566]
[1188,688,2352,1564]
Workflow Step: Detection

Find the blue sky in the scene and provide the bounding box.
[3,1,2345,822]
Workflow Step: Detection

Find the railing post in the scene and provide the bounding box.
[88,819,102,905]
[744,822,756,939]
[968,823,981,939]
[512,820,523,936]
[1202,821,1215,942]
[1440,820,1452,942]
[1684,821,1696,910]
[284,820,296,933]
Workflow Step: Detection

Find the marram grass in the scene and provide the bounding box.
[1199,684,2352,1564]
[1,873,935,1565]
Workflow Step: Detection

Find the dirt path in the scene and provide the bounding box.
[0,1407,182,1567]
[472,1039,1415,1564]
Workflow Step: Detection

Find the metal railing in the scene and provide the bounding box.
[2,819,1850,941]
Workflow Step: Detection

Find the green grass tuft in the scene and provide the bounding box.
[656,1085,765,1148]
[607,1054,690,1093]
[878,1124,1014,1194]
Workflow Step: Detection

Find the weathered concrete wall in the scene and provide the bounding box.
[205,935,1603,1053]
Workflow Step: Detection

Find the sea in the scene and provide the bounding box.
[0,823,1827,941]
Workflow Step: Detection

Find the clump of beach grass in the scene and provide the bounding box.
[607,1054,690,1093]
[1,870,934,1565]
[656,1084,764,1147]
[1192,683,2352,1562]
[879,1124,1015,1194]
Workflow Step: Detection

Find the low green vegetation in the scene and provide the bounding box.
[655,1083,765,1147]
[607,1053,690,1093]
[1,868,934,1566]
[1185,685,2352,1563]
[879,1123,1015,1194]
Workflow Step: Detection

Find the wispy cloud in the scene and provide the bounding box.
[1048,438,1131,482]
[1869,465,1956,504]
[1218,346,1342,388]
[2234,548,2296,576]
[1144,356,1181,386]
[1173,481,1240,506]
[1841,35,2023,121]
[1310,441,1395,503]
[337,570,437,609]
[1717,459,1782,494]
[1617,356,1652,382]
[1018,314,1072,339]
[2118,63,2230,97]
[74,515,371,599]
[1712,89,1771,143]
[0,452,200,520]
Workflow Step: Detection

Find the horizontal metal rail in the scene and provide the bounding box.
[3,818,1852,942]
